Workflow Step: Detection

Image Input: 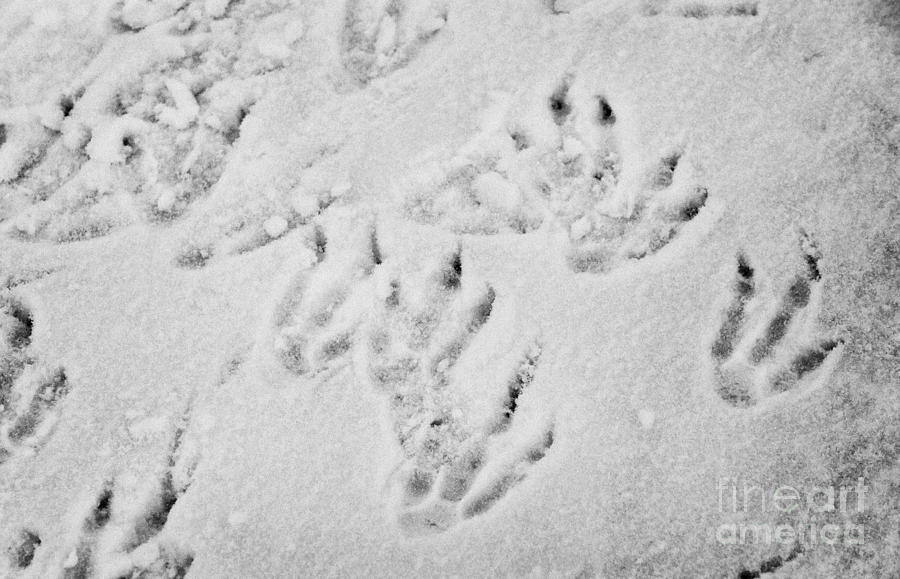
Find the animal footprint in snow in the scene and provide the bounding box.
[174,153,347,269]
[0,0,303,244]
[397,77,709,273]
[565,146,709,273]
[272,212,381,376]
[709,236,843,409]
[361,246,554,535]
[59,414,196,578]
[0,295,71,464]
[341,0,448,84]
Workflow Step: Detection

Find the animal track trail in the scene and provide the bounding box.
[0,295,71,465]
[61,413,197,579]
[709,235,843,409]
[360,246,554,536]
[0,0,300,244]
[341,0,448,85]
[397,75,709,274]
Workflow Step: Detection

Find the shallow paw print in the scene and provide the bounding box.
[173,150,350,269]
[341,0,448,84]
[394,76,709,272]
[395,421,556,537]
[566,146,709,273]
[0,295,72,465]
[273,215,382,377]
[58,408,197,579]
[709,233,843,409]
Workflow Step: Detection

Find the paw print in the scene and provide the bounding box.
[709,234,843,409]
[396,74,710,274]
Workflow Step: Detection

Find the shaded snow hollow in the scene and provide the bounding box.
[0,0,899,577]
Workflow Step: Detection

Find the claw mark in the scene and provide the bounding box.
[313,225,328,263]
[549,80,572,125]
[441,245,463,290]
[370,227,383,266]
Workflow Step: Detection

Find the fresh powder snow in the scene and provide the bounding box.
[0,0,899,577]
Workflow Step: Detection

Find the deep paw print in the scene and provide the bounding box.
[55,410,197,579]
[341,0,448,85]
[0,294,71,464]
[271,211,382,376]
[396,76,709,273]
[709,234,843,409]
[361,245,554,535]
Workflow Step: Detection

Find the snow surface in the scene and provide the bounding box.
[0,0,899,577]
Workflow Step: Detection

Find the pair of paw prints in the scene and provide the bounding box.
[708,233,843,409]
[270,216,555,535]
[341,0,448,85]
[6,409,199,578]
[0,0,306,244]
[0,293,71,465]
[397,75,709,274]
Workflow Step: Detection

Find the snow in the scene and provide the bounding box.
[262,215,288,239]
[0,0,899,577]
[157,79,200,130]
